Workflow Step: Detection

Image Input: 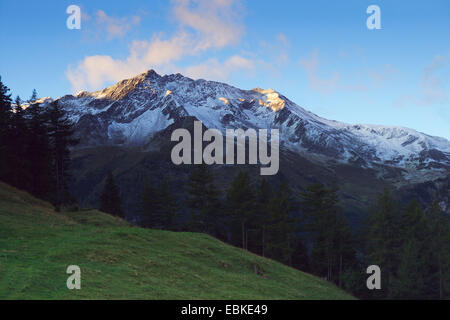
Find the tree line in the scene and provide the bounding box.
[0,77,78,209]
[362,190,450,299]
[100,164,450,299]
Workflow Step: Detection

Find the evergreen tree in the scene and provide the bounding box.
[364,195,450,300]
[300,183,357,285]
[392,199,428,299]
[301,183,335,279]
[0,76,12,120]
[9,96,30,189]
[425,201,450,299]
[291,237,309,272]
[333,210,358,289]
[186,165,221,236]
[100,172,124,218]
[154,180,179,230]
[391,239,424,299]
[46,101,78,207]
[226,171,255,249]
[0,78,76,207]
[25,103,53,199]
[265,180,296,265]
[255,178,272,257]
[14,95,22,110]
[29,89,38,102]
[398,199,426,245]
[140,176,158,228]
[0,76,12,181]
[364,189,400,298]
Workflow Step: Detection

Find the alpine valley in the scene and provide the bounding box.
[35,70,450,224]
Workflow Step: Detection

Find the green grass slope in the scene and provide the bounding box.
[0,182,354,300]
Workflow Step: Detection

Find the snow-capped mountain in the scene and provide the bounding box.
[52,70,449,180]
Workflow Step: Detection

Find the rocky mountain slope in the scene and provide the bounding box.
[48,69,449,183]
[32,70,449,218]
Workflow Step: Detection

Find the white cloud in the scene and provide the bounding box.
[95,10,141,40]
[394,53,449,107]
[67,32,194,91]
[420,54,449,105]
[173,0,243,50]
[183,55,254,80]
[67,0,245,92]
[299,50,368,96]
[369,64,397,88]
[299,50,340,96]
[276,33,289,48]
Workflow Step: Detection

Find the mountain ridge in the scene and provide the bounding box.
[33,69,449,184]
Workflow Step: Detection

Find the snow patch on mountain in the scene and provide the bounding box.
[109,107,174,145]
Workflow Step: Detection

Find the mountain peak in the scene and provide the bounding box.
[252,88,285,112]
[82,69,162,100]
[55,70,450,180]
[253,87,276,94]
[139,69,160,80]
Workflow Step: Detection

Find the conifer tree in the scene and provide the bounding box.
[0,78,76,206]
[0,76,12,180]
[364,189,400,298]
[0,77,12,123]
[393,199,428,298]
[265,180,296,265]
[391,239,424,299]
[100,172,124,218]
[301,183,335,278]
[29,89,38,102]
[255,178,272,256]
[140,176,158,228]
[300,182,357,284]
[26,103,53,199]
[291,237,309,272]
[154,179,179,230]
[425,201,450,299]
[46,101,78,207]
[14,95,22,110]
[186,165,221,235]
[226,171,255,249]
[10,96,29,189]
[398,199,426,245]
[333,209,358,288]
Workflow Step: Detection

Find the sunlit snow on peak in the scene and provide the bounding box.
[219,97,230,105]
[253,88,285,112]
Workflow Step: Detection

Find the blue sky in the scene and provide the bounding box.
[1,0,449,138]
